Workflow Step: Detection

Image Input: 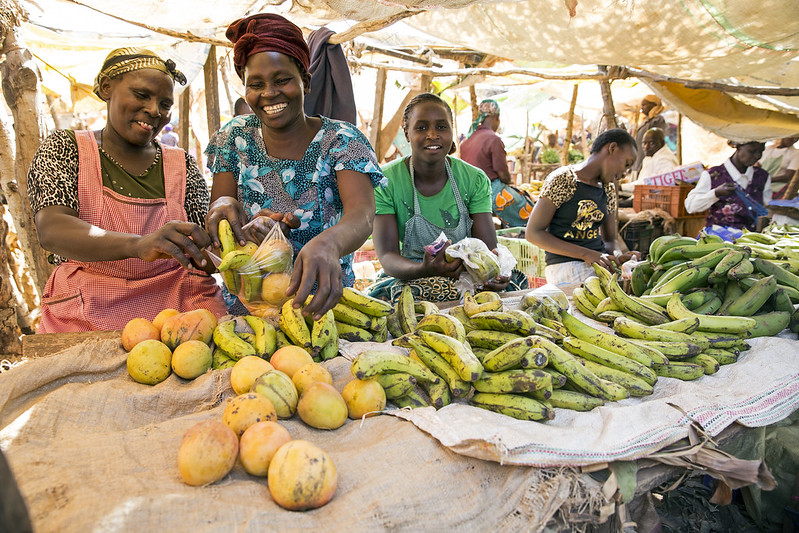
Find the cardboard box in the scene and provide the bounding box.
[643,161,704,186]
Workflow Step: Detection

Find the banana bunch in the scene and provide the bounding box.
[384,285,443,338]
[624,232,798,339]
[212,315,277,369]
[331,287,393,343]
[733,225,799,262]
[277,298,340,361]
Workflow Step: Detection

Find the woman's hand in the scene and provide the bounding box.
[242,209,300,242]
[421,243,464,279]
[134,221,212,269]
[584,250,622,272]
[481,275,510,292]
[206,196,248,248]
[287,237,343,321]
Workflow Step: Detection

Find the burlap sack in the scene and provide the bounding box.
[0,340,604,532]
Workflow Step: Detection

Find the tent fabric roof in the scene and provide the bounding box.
[11,0,799,141]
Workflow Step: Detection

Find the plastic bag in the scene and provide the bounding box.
[209,220,293,324]
[424,231,449,257]
[704,224,743,242]
[444,237,517,294]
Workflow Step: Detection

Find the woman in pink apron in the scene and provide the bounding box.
[27,48,226,333]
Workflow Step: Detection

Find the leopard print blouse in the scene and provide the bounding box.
[540,166,617,212]
[27,129,209,226]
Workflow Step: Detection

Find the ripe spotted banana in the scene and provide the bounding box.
[406,338,471,398]
[417,330,484,382]
[218,219,237,259]
[463,291,503,316]
[279,299,312,349]
[416,313,467,344]
[465,329,523,350]
[397,285,417,334]
[332,303,373,329]
[561,336,657,385]
[469,311,525,333]
[473,369,552,394]
[481,336,536,372]
[351,350,440,383]
[243,315,277,358]
[217,250,253,272]
[370,373,416,400]
[335,321,374,342]
[340,287,393,317]
[213,320,256,360]
[469,392,554,421]
[611,316,710,349]
[310,310,336,357]
[448,305,476,333]
[577,358,654,397]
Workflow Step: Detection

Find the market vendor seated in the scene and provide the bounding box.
[684,141,771,231]
[620,127,679,192]
[526,128,640,293]
[28,48,227,333]
[370,93,529,303]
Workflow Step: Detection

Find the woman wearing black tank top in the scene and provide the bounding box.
[525,129,641,293]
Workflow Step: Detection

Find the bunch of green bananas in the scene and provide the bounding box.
[212,315,277,369]
[622,232,798,339]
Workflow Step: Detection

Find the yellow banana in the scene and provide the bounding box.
[482,336,536,372]
[607,273,670,325]
[392,387,431,409]
[571,287,597,318]
[465,329,523,350]
[519,347,549,369]
[561,336,657,385]
[351,350,440,383]
[417,330,484,382]
[448,305,476,332]
[537,389,603,411]
[652,361,704,380]
[221,270,241,296]
[612,316,710,349]
[508,309,537,336]
[279,299,312,349]
[541,368,568,388]
[468,311,525,333]
[217,249,253,272]
[666,294,756,334]
[212,347,236,369]
[332,302,373,329]
[240,272,262,302]
[531,335,627,402]
[656,317,700,334]
[335,321,374,342]
[628,339,702,359]
[213,320,256,360]
[406,338,471,397]
[419,379,452,409]
[473,369,552,394]
[414,301,440,316]
[539,318,569,338]
[559,310,666,366]
[577,358,653,397]
[218,219,236,258]
[397,285,418,334]
[243,315,277,358]
[275,329,291,349]
[703,348,738,365]
[370,373,416,400]
[386,310,404,338]
[368,315,388,333]
[463,291,502,317]
[684,354,719,375]
[582,276,607,307]
[469,392,554,421]
[310,310,336,357]
[340,287,393,317]
[415,313,467,344]
[474,291,502,304]
[318,321,339,361]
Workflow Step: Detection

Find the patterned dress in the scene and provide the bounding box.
[205,114,386,289]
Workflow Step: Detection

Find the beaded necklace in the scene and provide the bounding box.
[98,128,161,177]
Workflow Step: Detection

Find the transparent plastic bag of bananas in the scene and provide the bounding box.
[209,219,294,325]
[444,237,516,294]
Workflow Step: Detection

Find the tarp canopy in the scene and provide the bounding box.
[10,0,799,143]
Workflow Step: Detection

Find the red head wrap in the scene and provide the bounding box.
[226,13,310,81]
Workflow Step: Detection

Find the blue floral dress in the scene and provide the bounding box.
[206,114,386,299]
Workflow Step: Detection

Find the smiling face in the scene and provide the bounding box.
[244,51,310,131]
[404,100,454,166]
[599,142,637,185]
[101,69,174,147]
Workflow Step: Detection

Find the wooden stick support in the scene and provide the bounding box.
[561,83,579,164]
[203,45,220,136]
[370,68,387,153]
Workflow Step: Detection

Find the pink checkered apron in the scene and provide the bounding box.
[38,131,227,333]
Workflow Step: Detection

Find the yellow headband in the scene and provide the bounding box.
[93,47,186,99]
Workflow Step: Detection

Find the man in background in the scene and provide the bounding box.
[633,95,667,173]
[760,136,799,199]
[234,97,252,116]
[621,128,678,192]
[159,124,179,147]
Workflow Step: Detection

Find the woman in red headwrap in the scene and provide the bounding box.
[205,14,385,320]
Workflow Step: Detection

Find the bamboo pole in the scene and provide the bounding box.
[561,83,578,164]
[597,67,619,132]
[676,112,683,165]
[203,46,220,136]
[0,30,53,294]
[370,68,387,154]
[469,85,478,123]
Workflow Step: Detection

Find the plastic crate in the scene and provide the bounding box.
[633,184,696,217]
[496,233,546,280]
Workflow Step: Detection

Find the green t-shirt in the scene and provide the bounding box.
[375,156,492,244]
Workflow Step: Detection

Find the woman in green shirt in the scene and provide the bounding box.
[371,93,527,302]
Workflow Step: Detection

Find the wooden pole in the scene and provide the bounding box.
[783,167,799,200]
[676,112,683,165]
[179,88,190,152]
[581,112,587,157]
[469,85,478,124]
[597,67,618,132]
[561,83,579,164]
[219,55,235,116]
[370,68,387,155]
[203,46,220,137]
[0,30,53,295]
